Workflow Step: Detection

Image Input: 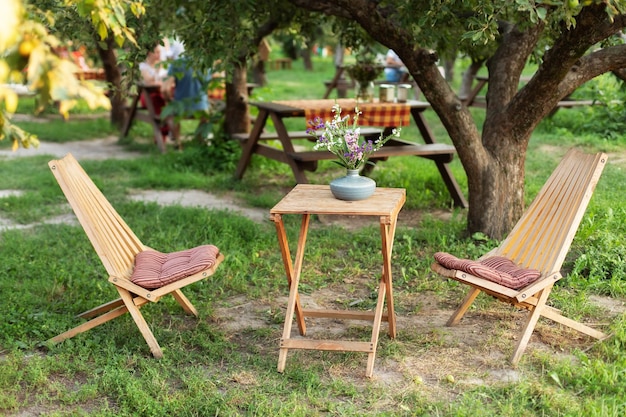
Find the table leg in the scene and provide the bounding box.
[463,78,487,107]
[381,215,398,338]
[365,214,400,378]
[235,109,270,179]
[366,273,387,378]
[269,112,309,184]
[410,108,469,208]
[323,66,345,99]
[275,214,310,373]
[140,88,166,153]
[121,90,141,138]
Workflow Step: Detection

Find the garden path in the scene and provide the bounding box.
[0,136,269,227]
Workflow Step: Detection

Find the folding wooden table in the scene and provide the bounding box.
[270,184,406,377]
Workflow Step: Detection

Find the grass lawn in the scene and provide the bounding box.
[1,57,626,416]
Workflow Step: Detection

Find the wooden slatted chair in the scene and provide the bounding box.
[431,148,609,364]
[47,153,224,358]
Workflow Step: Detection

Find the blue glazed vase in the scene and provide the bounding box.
[329,169,376,201]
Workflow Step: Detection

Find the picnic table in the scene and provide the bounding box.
[122,82,259,152]
[121,83,169,153]
[269,58,293,70]
[233,98,468,208]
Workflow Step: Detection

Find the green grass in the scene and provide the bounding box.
[1,56,626,416]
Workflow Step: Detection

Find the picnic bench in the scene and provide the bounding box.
[269,58,293,70]
[233,98,468,208]
[461,75,598,112]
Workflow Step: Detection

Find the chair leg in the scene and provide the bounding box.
[171,289,198,317]
[77,298,125,319]
[447,287,481,326]
[48,303,129,344]
[541,306,608,340]
[117,287,163,359]
[510,287,552,365]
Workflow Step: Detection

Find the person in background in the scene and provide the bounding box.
[139,44,168,85]
[384,49,407,83]
[71,45,90,71]
[161,41,212,144]
[139,44,170,140]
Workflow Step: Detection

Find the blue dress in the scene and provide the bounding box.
[168,59,211,113]
[384,50,405,82]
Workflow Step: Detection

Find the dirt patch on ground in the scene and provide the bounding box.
[214,287,623,393]
[0,135,143,161]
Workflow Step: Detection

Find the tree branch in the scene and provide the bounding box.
[505,5,626,136]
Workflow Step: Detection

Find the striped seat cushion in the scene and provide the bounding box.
[433,252,541,290]
[130,245,220,289]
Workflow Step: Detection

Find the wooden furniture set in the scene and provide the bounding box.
[269,58,293,70]
[44,148,609,376]
[121,83,170,153]
[121,83,257,153]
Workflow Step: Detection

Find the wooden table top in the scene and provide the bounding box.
[252,98,429,112]
[250,99,427,128]
[270,184,406,217]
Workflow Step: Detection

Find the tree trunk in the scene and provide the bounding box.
[301,47,313,71]
[334,43,344,68]
[95,36,126,130]
[465,138,526,238]
[252,60,267,86]
[224,60,250,134]
[612,68,626,82]
[459,59,485,100]
[252,38,271,86]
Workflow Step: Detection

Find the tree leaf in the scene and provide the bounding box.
[97,21,108,40]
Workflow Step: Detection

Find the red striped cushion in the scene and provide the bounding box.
[433,252,541,290]
[130,245,220,289]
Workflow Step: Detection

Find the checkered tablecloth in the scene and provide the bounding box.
[277,99,411,127]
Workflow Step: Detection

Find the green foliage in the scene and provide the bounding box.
[1,0,144,150]
[538,74,626,141]
[6,118,117,145]
[568,208,626,297]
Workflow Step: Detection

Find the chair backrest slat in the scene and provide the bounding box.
[49,154,145,279]
[494,149,606,274]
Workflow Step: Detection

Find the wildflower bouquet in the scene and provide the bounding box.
[307,104,401,170]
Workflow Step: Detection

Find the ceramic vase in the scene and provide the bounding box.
[355,81,375,103]
[329,169,376,201]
